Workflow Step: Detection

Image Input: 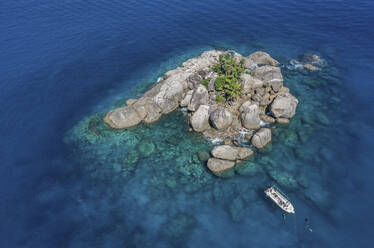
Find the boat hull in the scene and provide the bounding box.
[265,187,295,214]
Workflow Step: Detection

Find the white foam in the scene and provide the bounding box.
[269,78,282,82]
[287,59,304,70]
[180,107,188,115]
[210,138,224,145]
[260,120,270,127]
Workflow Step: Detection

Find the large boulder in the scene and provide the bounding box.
[190,105,210,132]
[188,85,209,112]
[240,103,261,130]
[210,108,233,130]
[252,66,283,92]
[207,158,236,175]
[251,128,272,148]
[240,74,263,93]
[132,98,162,124]
[180,90,193,107]
[187,74,202,89]
[270,93,298,118]
[211,145,239,160]
[247,51,279,66]
[104,106,143,129]
[237,147,254,160]
[211,145,253,161]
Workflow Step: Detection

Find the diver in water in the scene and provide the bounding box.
[305,217,313,232]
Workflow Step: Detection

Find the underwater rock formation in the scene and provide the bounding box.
[103,50,299,176]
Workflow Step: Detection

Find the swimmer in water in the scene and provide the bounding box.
[304,217,313,232]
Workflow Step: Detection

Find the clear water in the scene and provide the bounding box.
[1,0,374,247]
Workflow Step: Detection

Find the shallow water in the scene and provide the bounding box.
[1,0,374,247]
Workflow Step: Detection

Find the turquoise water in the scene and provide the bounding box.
[63,46,351,247]
[1,0,374,247]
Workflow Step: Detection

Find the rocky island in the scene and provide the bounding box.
[104,50,299,176]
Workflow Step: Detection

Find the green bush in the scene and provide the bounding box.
[201,78,210,89]
[214,76,226,91]
[212,53,244,101]
[216,94,226,103]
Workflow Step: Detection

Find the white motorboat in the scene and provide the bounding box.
[265,186,295,214]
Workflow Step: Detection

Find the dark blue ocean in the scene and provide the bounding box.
[1,0,374,247]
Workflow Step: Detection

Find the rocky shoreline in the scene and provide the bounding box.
[104,50,301,176]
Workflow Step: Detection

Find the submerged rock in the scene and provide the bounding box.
[300,53,323,65]
[268,170,298,190]
[235,161,263,176]
[123,151,139,171]
[137,140,156,157]
[228,196,246,222]
[197,151,210,162]
[304,63,319,71]
[160,213,197,239]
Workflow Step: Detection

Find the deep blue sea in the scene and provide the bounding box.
[1,0,374,247]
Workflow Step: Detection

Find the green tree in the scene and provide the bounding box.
[212,54,244,101]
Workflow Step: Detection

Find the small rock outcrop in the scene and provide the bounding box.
[103,50,299,177]
[287,53,323,72]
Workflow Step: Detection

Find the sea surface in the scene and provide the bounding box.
[1,0,374,247]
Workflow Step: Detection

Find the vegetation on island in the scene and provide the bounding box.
[215,94,226,102]
[201,78,210,89]
[212,53,245,101]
